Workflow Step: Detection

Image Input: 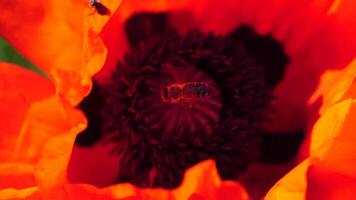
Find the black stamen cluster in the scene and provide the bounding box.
[75,13,290,189]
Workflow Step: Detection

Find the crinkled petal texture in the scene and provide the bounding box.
[0,62,53,194]
[1,0,356,199]
[0,1,83,73]
[47,160,249,200]
[0,62,85,199]
[0,0,116,106]
[265,100,356,200]
[265,60,356,199]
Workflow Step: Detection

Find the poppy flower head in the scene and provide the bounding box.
[75,12,289,189]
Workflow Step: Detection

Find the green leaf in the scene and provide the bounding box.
[0,36,48,78]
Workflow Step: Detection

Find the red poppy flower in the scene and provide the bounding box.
[0,0,355,199]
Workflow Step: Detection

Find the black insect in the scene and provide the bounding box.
[89,0,111,15]
[161,82,211,103]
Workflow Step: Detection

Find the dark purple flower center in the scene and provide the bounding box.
[74,12,295,189]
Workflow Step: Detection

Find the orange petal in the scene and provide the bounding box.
[0,0,119,107]
[34,126,85,192]
[309,59,356,114]
[309,100,356,178]
[9,97,84,163]
[83,0,121,81]
[0,0,82,108]
[30,159,249,199]
[177,160,246,200]
[266,99,356,199]
[0,62,54,162]
[0,63,86,197]
[264,159,311,199]
[28,184,112,200]
[0,96,85,193]
[100,160,249,200]
[53,1,124,107]
[0,98,85,195]
[0,62,54,195]
[0,187,38,200]
[0,98,86,197]
[306,164,356,200]
[265,0,356,132]
[0,163,35,190]
[15,97,86,192]
[0,0,82,73]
